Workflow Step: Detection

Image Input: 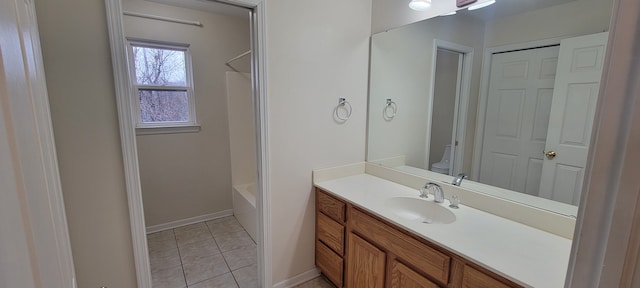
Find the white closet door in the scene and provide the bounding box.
[538,32,609,205]
[479,46,559,194]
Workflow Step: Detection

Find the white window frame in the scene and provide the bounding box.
[126,38,199,133]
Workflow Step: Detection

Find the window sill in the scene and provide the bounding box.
[136,125,201,135]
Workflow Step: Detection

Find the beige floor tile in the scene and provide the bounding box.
[148,236,178,255]
[222,244,257,271]
[179,239,220,259]
[214,230,255,252]
[148,219,254,288]
[206,217,244,237]
[188,272,238,288]
[232,264,258,288]
[293,276,335,288]
[150,246,180,259]
[150,247,181,271]
[183,253,230,285]
[151,264,186,288]
[148,230,176,242]
[176,229,214,247]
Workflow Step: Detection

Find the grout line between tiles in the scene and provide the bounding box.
[230,270,241,288]
[206,220,225,256]
[172,228,189,288]
[206,217,241,287]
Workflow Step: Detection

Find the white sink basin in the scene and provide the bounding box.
[387,197,456,224]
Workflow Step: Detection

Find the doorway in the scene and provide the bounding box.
[426,40,473,176]
[475,32,609,205]
[104,0,270,287]
[478,44,560,195]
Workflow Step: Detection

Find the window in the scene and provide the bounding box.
[127,40,198,131]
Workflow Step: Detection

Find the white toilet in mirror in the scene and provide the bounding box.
[431,144,451,175]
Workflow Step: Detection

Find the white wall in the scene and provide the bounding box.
[483,0,613,47]
[226,72,256,186]
[0,127,38,288]
[265,0,372,284]
[122,0,250,226]
[35,0,138,286]
[1,8,41,286]
[368,14,485,170]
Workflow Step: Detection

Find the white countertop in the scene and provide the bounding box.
[315,173,572,288]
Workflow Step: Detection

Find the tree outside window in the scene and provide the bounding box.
[128,40,197,129]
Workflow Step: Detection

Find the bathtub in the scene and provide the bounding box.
[232,183,256,242]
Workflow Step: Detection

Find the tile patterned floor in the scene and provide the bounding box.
[147,216,257,288]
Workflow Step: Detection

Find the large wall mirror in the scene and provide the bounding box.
[367,0,613,216]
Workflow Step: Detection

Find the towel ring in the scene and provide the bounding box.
[333,98,353,122]
[335,98,352,121]
[384,98,397,120]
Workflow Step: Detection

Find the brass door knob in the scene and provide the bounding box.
[544,150,557,160]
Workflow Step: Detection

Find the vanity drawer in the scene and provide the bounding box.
[462,265,516,288]
[317,212,345,255]
[317,189,346,223]
[316,240,344,287]
[350,207,451,285]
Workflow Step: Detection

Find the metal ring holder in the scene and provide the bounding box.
[335,98,352,121]
[383,98,397,120]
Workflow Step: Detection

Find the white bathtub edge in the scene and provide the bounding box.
[233,183,257,242]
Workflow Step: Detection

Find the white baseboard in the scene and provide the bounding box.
[272,268,321,288]
[146,210,233,234]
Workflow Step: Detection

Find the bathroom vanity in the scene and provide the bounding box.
[313,168,572,288]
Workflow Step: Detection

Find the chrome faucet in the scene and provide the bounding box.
[452,173,466,186]
[420,182,444,203]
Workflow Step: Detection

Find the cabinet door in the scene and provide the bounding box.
[347,233,386,288]
[390,260,440,288]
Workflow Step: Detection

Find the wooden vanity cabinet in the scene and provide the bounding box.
[316,189,346,287]
[315,188,522,288]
